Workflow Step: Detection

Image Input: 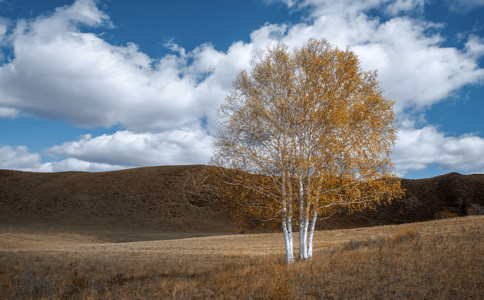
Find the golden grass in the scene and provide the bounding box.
[1,216,483,299]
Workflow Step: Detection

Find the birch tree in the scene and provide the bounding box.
[211,39,402,263]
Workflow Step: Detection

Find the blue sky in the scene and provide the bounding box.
[0,0,483,178]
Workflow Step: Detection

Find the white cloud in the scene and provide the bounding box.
[465,35,484,59]
[46,128,213,168]
[0,106,18,118]
[0,144,42,170]
[0,127,213,172]
[275,1,484,110]
[1,0,483,119]
[11,122,481,176]
[293,0,385,18]
[3,0,481,132]
[384,0,424,15]
[0,144,123,172]
[392,124,484,176]
[0,0,252,131]
[445,0,484,13]
[0,21,7,39]
[439,135,484,171]
[264,0,297,7]
[0,0,483,174]
[39,158,124,173]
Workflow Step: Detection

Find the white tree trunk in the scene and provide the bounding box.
[282,215,294,263]
[299,219,308,260]
[307,209,318,258]
[281,171,294,263]
[298,175,310,260]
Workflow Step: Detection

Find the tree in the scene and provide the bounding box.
[211,39,403,263]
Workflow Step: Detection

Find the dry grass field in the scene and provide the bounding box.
[1,167,483,298]
[1,215,482,299]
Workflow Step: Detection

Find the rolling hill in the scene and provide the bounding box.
[0,165,233,232]
[1,165,483,231]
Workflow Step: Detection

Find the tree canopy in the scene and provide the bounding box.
[211,39,403,263]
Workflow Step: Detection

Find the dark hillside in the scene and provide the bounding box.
[394,172,484,220]
[1,166,483,231]
[326,172,484,229]
[0,165,233,231]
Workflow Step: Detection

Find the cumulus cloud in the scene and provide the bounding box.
[0,127,214,172]
[2,0,482,129]
[46,128,213,168]
[0,145,42,170]
[0,0,253,131]
[40,158,125,173]
[392,123,484,176]
[465,35,484,59]
[0,143,124,172]
[0,0,483,175]
[275,0,484,110]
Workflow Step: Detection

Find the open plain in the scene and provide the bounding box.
[1,216,483,299]
[1,166,483,298]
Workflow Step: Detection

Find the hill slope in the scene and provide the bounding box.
[390,172,484,221]
[319,172,484,228]
[1,166,483,231]
[0,165,233,231]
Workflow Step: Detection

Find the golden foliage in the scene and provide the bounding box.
[211,39,403,262]
[211,38,403,223]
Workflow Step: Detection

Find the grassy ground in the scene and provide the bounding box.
[1,216,482,299]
